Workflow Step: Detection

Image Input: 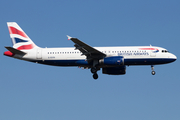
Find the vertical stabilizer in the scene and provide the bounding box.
[7,22,39,50]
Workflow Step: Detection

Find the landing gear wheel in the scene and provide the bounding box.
[152,71,155,75]
[91,67,97,73]
[151,65,155,75]
[93,73,98,80]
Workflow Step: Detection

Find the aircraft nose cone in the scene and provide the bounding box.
[171,54,177,62]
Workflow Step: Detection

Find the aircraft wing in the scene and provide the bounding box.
[67,35,106,61]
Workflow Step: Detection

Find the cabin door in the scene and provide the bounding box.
[36,49,42,59]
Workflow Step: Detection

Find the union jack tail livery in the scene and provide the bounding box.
[7,22,38,49]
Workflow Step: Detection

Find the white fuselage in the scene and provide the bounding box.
[17,46,176,67]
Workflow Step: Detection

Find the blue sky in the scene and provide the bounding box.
[0,0,180,120]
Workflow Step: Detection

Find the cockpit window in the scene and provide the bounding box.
[162,50,169,53]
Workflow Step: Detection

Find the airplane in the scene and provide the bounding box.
[4,22,177,79]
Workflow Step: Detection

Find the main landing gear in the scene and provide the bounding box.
[91,67,99,80]
[151,65,156,75]
[93,73,98,79]
[91,60,100,80]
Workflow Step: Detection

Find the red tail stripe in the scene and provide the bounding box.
[17,44,34,50]
[8,26,28,38]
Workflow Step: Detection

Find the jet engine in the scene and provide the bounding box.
[102,66,126,75]
[99,56,124,66]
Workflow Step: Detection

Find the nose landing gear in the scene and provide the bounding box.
[151,71,156,75]
[151,65,156,75]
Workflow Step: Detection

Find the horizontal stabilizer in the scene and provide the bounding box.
[5,46,26,55]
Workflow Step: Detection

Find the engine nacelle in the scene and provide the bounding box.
[102,66,126,75]
[99,56,124,66]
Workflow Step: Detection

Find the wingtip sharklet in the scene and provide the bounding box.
[67,35,72,40]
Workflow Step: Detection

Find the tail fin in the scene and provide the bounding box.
[7,22,39,50]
